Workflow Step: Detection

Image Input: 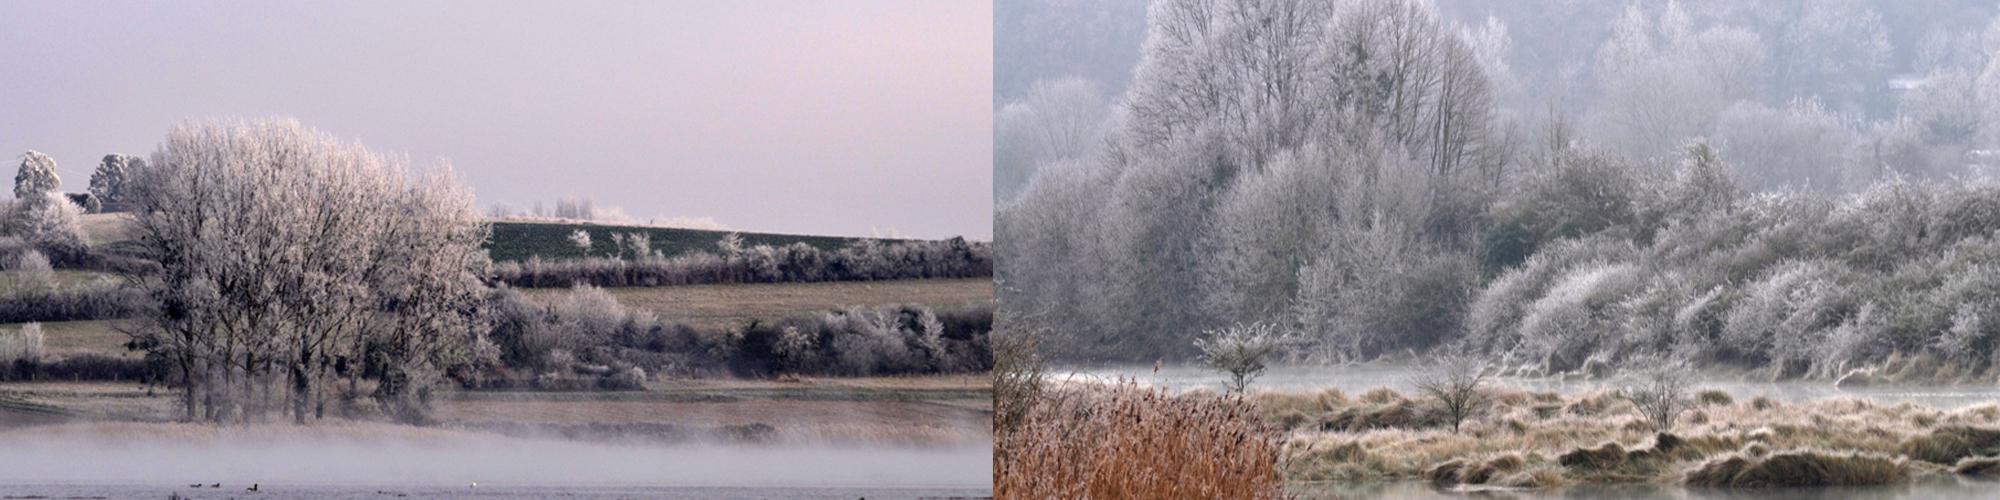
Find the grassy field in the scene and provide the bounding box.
[4,320,134,359]
[78,213,135,246]
[0,269,119,289]
[521,278,993,329]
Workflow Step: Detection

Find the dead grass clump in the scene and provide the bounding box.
[1897,426,2000,464]
[1695,389,1733,407]
[995,382,1285,499]
[1357,387,1402,404]
[1251,389,1345,430]
[1287,440,1390,482]
[1683,450,1909,487]
[1558,441,1628,470]
[1422,453,1527,486]
[1563,390,1624,416]
[1750,396,1778,412]
[1954,456,2000,476]
[1320,399,1439,432]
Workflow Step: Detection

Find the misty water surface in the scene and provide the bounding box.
[1063,364,2000,409]
[0,429,990,498]
[1300,477,2000,499]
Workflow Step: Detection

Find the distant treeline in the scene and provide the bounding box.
[484,221,890,262]
[470,286,993,388]
[490,237,992,288]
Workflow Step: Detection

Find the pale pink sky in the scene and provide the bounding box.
[0,0,993,239]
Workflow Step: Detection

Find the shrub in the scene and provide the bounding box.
[0,323,44,364]
[0,279,147,323]
[0,195,89,265]
[482,286,991,381]
[1620,359,1695,431]
[1196,322,1282,393]
[1411,353,1491,433]
[992,327,1046,438]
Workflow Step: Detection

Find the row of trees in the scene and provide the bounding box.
[482,286,992,384]
[14,150,146,210]
[124,119,490,424]
[998,0,2000,371]
[490,236,991,288]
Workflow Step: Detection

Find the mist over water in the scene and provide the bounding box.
[0,424,990,492]
[1067,364,2000,410]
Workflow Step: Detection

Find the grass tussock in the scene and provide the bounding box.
[1269,385,2000,487]
[1682,449,1909,487]
[995,381,1284,499]
[1897,426,2000,464]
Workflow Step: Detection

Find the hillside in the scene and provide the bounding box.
[484,220,933,262]
[80,214,942,263]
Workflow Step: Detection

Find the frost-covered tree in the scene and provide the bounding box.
[1768,0,1892,116]
[995,77,1108,203]
[1196,322,1282,393]
[89,154,139,204]
[1587,3,1765,161]
[1713,100,1855,192]
[1,193,89,265]
[13,151,58,201]
[127,118,488,424]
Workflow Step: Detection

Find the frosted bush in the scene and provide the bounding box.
[1,194,88,264]
[10,249,48,273]
[1196,322,1283,393]
[0,323,43,364]
[1517,262,1645,372]
[567,229,592,251]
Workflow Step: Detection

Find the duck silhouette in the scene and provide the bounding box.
[209,483,220,488]
[247,483,260,492]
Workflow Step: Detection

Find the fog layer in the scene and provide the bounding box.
[0,423,989,488]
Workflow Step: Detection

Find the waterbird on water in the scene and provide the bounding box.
[247,483,259,492]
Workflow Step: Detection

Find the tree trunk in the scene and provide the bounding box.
[292,347,313,424]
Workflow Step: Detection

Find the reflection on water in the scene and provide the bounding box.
[1297,477,2000,500]
[1062,364,2000,409]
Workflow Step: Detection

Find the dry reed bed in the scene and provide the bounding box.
[1265,386,2000,489]
[996,381,1285,499]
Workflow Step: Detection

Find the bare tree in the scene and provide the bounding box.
[1410,352,1491,433]
[1620,359,1696,431]
[1196,321,1282,393]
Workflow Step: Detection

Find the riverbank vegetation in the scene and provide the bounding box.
[995,0,2000,383]
[1268,384,2000,488]
[995,380,1286,499]
[4,118,993,428]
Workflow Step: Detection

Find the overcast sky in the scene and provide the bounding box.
[0,0,991,239]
